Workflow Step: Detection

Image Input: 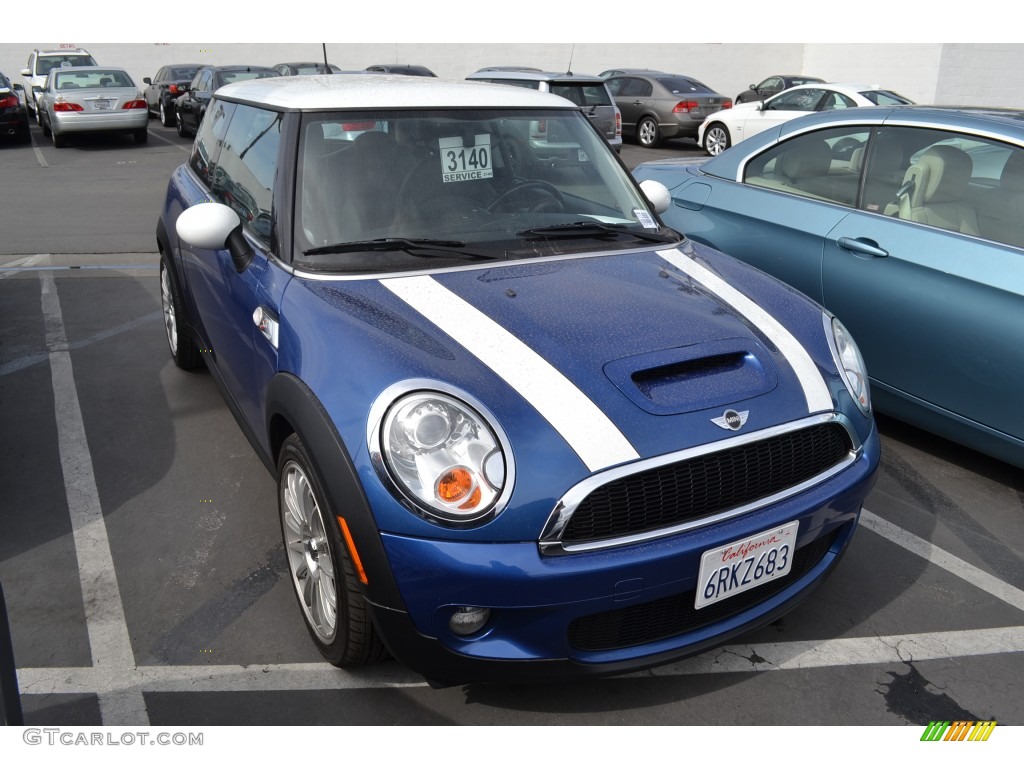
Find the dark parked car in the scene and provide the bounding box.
[605,72,730,147]
[633,105,1024,468]
[363,64,436,77]
[0,70,30,143]
[274,62,344,76]
[143,64,203,127]
[175,65,280,138]
[735,75,825,104]
[156,75,878,685]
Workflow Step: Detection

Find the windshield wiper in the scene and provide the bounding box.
[516,221,679,243]
[303,237,500,260]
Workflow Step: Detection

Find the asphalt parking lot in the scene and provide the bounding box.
[1,117,1022,729]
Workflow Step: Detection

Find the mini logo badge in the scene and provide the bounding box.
[712,409,749,431]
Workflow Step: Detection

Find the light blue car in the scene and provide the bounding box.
[634,105,1024,468]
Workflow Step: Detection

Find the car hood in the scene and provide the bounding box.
[281,241,843,537]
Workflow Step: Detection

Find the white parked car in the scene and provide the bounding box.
[20,48,96,120]
[37,66,149,148]
[699,83,912,156]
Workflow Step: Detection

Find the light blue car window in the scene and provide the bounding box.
[744,126,869,207]
[889,129,1024,246]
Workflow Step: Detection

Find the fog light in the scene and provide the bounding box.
[449,606,491,637]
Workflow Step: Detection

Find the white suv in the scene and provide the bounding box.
[20,48,97,119]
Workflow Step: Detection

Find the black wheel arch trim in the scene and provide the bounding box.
[265,372,408,615]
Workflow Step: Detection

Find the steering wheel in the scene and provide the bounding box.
[487,180,565,213]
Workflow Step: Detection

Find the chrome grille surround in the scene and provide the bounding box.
[539,413,860,555]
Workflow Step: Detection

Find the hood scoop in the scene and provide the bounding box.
[604,338,779,416]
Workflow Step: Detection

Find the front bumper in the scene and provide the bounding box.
[371,420,879,684]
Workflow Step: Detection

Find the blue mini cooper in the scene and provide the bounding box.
[156,75,879,685]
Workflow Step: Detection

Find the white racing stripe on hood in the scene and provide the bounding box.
[657,248,833,414]
[382,275,640,472]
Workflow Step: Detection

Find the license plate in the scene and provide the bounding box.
[93,99,112,110]
[695,521,799,609]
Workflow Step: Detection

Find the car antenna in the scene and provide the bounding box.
[322,43,329,73]
[566,43,575,75]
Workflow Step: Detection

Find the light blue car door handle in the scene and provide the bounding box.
[837,236,889,258]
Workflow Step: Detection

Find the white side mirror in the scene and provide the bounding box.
[638,179,671,214]
[176,202,240,249]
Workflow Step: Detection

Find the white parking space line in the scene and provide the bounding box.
[860,508,1024,614]
[16,625,1024,697]
[39,272,149,726]
[28,134,49,168]
[639,625,1024,677]
[0,254,48,280]
[146,130,191,151]
[0,310,161,379]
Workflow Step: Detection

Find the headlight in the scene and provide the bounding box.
[371,388,513,527]
[826,314,871,415]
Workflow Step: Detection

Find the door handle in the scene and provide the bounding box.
[837,237,888,258]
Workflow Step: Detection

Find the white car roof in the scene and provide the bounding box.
[216,74,578,111]
[787,83,886,93]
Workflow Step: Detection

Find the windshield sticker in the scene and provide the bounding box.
[578,149,589,163]
[440,134,493,182]
[633,209,657,229]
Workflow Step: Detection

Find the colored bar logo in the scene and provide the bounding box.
[921,721,997,741]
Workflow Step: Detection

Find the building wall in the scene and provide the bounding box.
[934,44,1024,107]
[800,43,944,104]
[2,42,1022,110]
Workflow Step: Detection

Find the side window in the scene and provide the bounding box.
[628,79,653,98]
[872,126,1024,244]
[761,77,782,91]
[189,99,236,188]
[821,92,856,111]
[767,89,825,111]
[605,78,625,97]
[211,103,283,244]
[744,127,869,206]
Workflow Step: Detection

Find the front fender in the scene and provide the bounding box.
[264,372,407,613]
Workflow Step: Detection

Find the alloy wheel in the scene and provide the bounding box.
[281,461,339,644]
[160,263,177,355]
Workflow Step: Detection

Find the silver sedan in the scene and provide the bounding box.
[38,66,149,147]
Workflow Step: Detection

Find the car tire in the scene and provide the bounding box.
[52,129,67,148]
[703,123,731,157]
[277,433,388,668]
[176,113,189,138]
[159,99,175,128]
[134,128,148,145]
[159,257,203,370]
[637,116,660,148]
[41,114,51,138]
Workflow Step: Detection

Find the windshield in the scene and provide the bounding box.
[54,70,134,89]
[38,55,95,74]
[295,108,672,273]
